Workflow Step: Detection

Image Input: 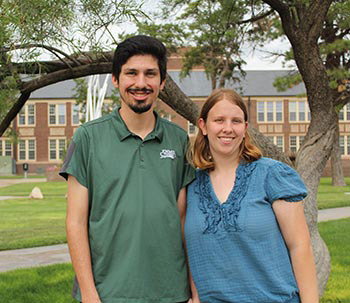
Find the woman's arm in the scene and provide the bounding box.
[273,200,319,303]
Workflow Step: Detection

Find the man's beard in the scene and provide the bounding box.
[125,88,154,114]
[128,101,152,114]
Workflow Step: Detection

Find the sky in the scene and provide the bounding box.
[242,39,292,70]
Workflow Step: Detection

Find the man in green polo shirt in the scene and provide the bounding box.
[60,35,195,303]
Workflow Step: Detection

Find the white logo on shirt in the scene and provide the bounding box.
[160,149,176,160]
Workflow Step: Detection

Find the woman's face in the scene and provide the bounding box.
[199,98,247,161]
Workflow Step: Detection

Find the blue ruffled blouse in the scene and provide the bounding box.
[185,158,308,303]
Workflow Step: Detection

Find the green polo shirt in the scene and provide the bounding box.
[60,108,195,303]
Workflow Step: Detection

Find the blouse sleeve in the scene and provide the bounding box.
[265,161,308,204]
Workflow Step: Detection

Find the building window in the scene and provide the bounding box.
[188,122,198,136]
[49,139,66,160]
[257,101,283,122]
[340,135,350,155]
[18,139,36,161]
[18,104,35,126]
[289,135,305,152]
[49,104,66,125]
[72,104,81,125]
[267,136,284,152]
[289,100,310,122]
[0,139,12,156]
[339,104,350,121]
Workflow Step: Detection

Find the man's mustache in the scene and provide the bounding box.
[127,88,153,94]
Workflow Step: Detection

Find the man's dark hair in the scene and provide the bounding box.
[112,35,167,83]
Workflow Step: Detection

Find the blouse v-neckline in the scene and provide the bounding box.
[207,164,242,205]
[195,161,257,233]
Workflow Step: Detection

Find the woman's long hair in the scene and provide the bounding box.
[192,89,262,170]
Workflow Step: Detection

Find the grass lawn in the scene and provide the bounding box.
[0,181,67,196]
[0,219,348,302]
[317,178,350,209]
[0,263,76,303]
[0,197,67,250]
[319,218,350,302]
[0,182,67,250]
[0,178,349,250]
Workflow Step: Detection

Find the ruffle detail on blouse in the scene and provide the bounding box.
[195,161,257,234]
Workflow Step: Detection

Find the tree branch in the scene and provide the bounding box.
[5,51,114,75]
[262,0,289,16]
[303,0,333,42]
[238,8,275,25]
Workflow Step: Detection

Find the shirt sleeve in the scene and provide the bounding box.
[265,161,307,204]
[180,136,196,189]
[59,126,90,188]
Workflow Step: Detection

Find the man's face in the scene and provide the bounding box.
[112,54,165,114]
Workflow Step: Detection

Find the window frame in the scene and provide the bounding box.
[339,104,350,122]
[18,103,36,126]
[48,103,67,126]
[256,100,284,123]
[17,138,36,162]
[48,138,66,161]
[289,135,305,153]
[0,139,13,157]
[288,100,310,123]
[71,103,81,126]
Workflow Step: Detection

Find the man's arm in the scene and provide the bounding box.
[273,200,319,303]
[177,188,200,303]
[66,175,101,303]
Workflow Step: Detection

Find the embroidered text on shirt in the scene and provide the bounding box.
[160,149,176,159]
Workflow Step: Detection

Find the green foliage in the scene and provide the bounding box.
[136,21,188,54]
[268,1,350,98]
[0,0,147,126]
[0,75,19,124]
[273,72,303,92]
[326,68,350,90]
[135,0,259,89]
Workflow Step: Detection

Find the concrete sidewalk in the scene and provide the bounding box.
[0,244,70,273]
[0,178,47,188]
[0,207,349,273]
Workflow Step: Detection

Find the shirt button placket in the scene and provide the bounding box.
[140,142,145,168]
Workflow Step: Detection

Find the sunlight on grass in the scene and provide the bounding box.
[319,219,350,302]
[317,178,350,209]
[0,197,67,250]
[0,263,76,303]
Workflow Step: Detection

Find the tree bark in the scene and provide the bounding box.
[331,120,346,186]
[263,0,334,295]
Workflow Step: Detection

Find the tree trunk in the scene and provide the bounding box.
[292,39,333,299]
[262,0,334,295]
[331,121,346,186]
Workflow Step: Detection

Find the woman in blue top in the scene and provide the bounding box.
[185,89,318,303]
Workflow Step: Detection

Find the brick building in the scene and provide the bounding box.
[0,60,349,176]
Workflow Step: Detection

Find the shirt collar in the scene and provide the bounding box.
[112,107,163,142]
